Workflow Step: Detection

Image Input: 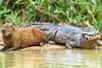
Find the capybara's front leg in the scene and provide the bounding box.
[7,46,20,51]
[7,42,21,51]
[0,45,11,51]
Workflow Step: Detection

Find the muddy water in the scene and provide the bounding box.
[0,47,102,68]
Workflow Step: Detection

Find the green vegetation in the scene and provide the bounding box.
[0,0,102,31]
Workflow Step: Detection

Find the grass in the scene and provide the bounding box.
[0,0,102,31]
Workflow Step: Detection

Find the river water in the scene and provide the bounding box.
[0,46,102,68]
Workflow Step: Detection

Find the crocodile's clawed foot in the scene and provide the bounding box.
[65,41,72,49]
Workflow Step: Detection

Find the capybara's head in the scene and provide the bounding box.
[1,23,17,37]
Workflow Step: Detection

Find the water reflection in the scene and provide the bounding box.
[0,48,102,68]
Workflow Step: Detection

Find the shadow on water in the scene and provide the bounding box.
[0,48,102,68]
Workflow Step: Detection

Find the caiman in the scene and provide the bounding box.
[25,22,101,49]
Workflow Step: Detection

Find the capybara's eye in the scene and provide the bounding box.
[1,28,6,33]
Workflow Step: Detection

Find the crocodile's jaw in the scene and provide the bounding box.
[83,33,101,41]
[78,34,101,49]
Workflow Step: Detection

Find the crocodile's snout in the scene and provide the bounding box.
[83,33,101,40]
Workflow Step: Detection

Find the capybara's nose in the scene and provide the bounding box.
[1,29,6,33]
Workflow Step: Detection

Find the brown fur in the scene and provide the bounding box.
[1,23,48,51]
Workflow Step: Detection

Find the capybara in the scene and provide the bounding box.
[1,23,48,51]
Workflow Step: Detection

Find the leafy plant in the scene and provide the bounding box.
[0,0,102,31]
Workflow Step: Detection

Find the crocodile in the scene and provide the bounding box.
[25,22,101,49]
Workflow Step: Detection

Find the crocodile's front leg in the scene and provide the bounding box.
[73,35,81,47]
[65,40,73,49]
[65,36,81,49]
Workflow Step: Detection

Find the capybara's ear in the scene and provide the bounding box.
[11,23,17,31]
[2,22,5,25]
[2,22,9,25]
[12,23,16,26]
[1,15,8,25]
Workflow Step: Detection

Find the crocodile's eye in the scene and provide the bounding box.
[82,33,88,40]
